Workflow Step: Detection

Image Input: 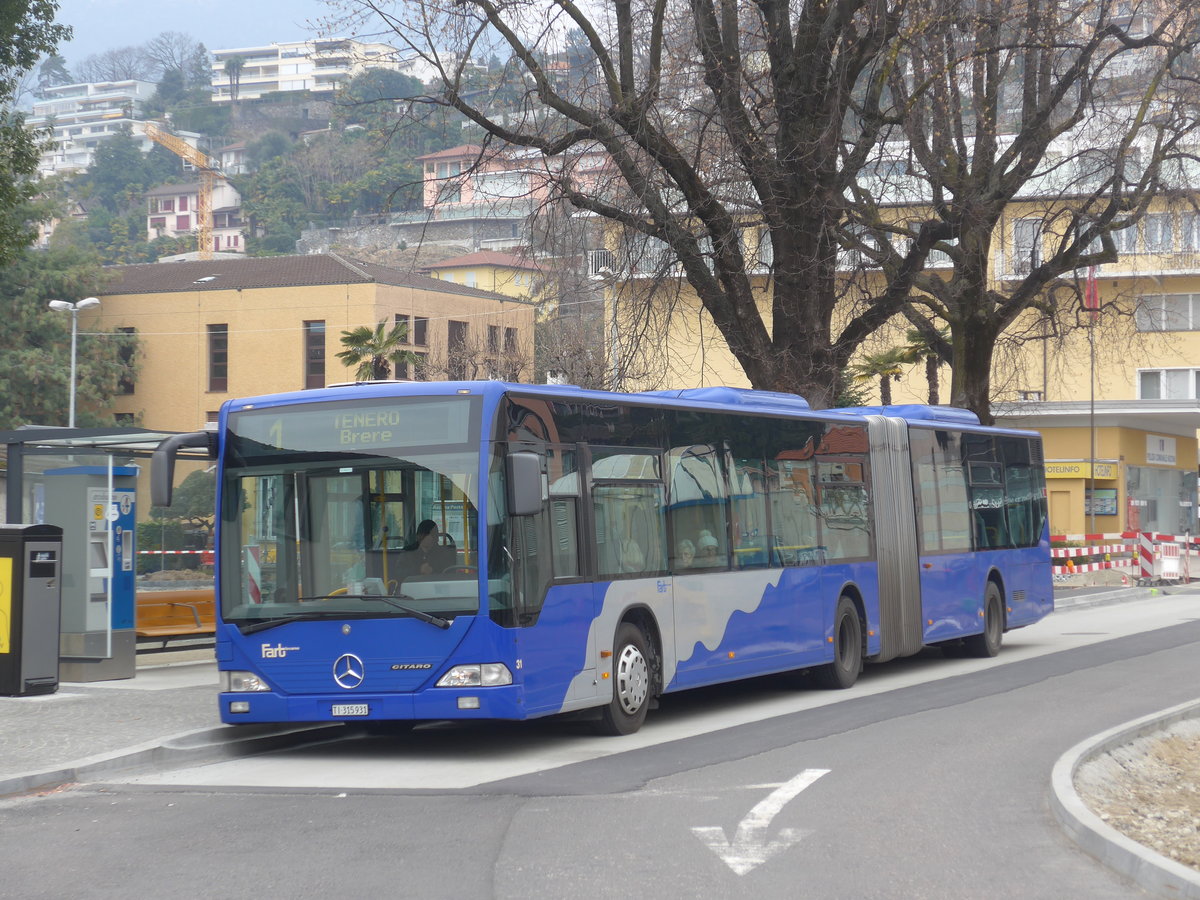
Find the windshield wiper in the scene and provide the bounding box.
[240,612,329,635]
[295,593,452,630]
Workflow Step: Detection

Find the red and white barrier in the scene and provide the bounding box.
[1049,531,1194,581]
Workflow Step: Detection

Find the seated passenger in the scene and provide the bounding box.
[404,519,454,575]
[695,530,722,567]
[675,539,696,570]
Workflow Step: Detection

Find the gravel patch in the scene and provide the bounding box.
[1075,718,1200,871]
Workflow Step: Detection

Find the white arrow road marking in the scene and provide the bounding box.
[692,768,830,875]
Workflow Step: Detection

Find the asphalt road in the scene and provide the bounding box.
[2,598,1198,899]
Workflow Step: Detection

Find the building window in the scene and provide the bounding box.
[448,320,469,380]
[208,324,228,392]
[464,271,476,287]
[304,320,325,389]
[1018,390,1043,401]
[1012,219,1041,275]
[504,328,518,353]
[389,315,412,379]
[488,325,500,352]
[114,412,135,426]
[1144,214,1173,253]
[1113,223,1138,254]
[176,215,190,231]
[179,195,189,212]
[116,327,136,395]
[1137,368,1200,400]
[1135,294,1200,332]
[413,316,428,346]
[149,216,166,231]
[1182,213,1200,251]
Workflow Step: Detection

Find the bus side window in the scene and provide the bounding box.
[594,483,667,578]
[549,498,580,578]
[730,458,770,569]
[767,458,820,566]
[667,444,728,570]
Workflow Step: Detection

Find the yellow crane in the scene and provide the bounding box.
[143,121,218,259]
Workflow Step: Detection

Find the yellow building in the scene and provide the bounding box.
[87,252,537,434]
[420,250,542,302]
[995,401,1200,537]
[593,202,1200,537]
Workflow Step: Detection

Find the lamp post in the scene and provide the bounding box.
[48,297,101,428]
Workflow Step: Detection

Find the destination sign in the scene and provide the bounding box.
[230,397,477,455]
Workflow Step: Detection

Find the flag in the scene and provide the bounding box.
[1085,265,1099,322]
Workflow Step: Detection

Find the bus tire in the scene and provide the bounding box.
[815,596,862,690]
[596,622,652,736]
[964,582,1004,658]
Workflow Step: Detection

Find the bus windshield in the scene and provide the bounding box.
[220,397,492,626]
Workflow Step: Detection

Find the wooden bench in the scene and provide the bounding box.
[136,589,216,645]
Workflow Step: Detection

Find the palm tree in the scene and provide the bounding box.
[849,347,910,406]
[899,326,951,406]
[336,320,416,381]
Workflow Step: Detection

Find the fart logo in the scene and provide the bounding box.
[261,643,300,658]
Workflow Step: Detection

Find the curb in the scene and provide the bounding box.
[1050,699,1200,899]
[0,722,347,799]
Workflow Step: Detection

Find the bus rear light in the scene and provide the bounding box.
[222,671,272,692]
[437,663,512,687]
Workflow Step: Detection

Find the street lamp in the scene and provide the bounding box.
[48,297,101,428]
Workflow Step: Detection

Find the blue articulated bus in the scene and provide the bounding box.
[152,381,1053,735]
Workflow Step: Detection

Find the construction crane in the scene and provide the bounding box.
[143,121,219,259]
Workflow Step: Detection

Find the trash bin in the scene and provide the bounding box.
[0,524,64,697]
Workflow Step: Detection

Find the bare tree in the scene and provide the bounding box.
[143,31,205,82]
[75,46,155,83]
[334,0,956,408]
[859,0,1200,421]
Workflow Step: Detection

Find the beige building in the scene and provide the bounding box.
[87,253,537,434]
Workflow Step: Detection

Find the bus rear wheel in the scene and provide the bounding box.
[596,622,652,736]
[815,596,862,690]
[964,582,1004,658]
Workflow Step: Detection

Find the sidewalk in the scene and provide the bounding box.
[0,648,224,796]
[0,583,1183,798]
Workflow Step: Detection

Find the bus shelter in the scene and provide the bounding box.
[0,426,206,681]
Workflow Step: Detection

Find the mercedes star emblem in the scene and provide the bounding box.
[332,653,365,689]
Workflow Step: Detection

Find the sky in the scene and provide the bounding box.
[53,0,363,68]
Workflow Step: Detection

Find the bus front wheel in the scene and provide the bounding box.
[596,622,652,736]
[964,582,1004,658]
[815,596,862,690]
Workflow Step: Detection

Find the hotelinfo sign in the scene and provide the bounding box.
[1146,435,1177,466]
[1044,461,1118,479]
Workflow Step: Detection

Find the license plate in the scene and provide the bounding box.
[332,703,369,717]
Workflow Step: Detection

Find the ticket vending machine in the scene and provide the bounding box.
[41,466,137,682]
[0,524,64,697]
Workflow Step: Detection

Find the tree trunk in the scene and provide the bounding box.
[925,354,939,405]
[950,324,999,425]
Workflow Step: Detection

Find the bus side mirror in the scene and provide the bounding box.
[506,451,543,517]
[152,431,215,507]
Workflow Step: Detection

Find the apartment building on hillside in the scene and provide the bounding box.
[27,80,204,178]
[146,181,245,254]
[210,39,438,103]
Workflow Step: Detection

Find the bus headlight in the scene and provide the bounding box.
[437,663,513,687]
[221,670,272,692]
